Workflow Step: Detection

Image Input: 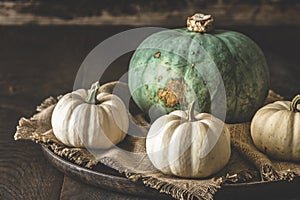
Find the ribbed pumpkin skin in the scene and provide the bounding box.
[51,90,129,149]
[146,111,231,178]
[128,29,269,123]
[251,101,300,161]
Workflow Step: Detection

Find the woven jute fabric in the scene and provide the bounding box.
[14,89,300,200]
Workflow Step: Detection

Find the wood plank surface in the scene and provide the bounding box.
[0,108,64,200]
[0,25,299,200]
[0,1,299,26]
[60,176,165,200]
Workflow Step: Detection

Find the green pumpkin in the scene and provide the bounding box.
[128,14,269,123]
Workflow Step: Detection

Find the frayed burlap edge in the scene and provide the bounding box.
[14,94,223,200]
[14,88,300,200]
[14,96,99,169]
[100,156,222,200]
[227,90,300,182]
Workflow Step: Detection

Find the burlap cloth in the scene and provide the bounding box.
[14,86,300,200]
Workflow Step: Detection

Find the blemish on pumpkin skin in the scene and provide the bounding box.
[157,90,178,107]
[157,76,163,82]
[154,52,161,58]
[157,78,187,107]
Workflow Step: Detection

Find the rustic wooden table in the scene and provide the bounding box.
[1,25,299,200]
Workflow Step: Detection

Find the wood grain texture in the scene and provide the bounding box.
[0,2,299,26]
[0,25,299,200]
[60,176,169,200]
[41,145,173,199]
[0,108,64,200]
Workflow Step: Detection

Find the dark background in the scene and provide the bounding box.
[0,1,300,200]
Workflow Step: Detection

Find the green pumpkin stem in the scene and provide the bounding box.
[290,95,300,112]
[86,82,100,104]
[188,101,196,122]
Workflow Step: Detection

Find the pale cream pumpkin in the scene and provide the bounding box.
[251,95,300,161]
[51,82,129,149]
[146,102,231,178]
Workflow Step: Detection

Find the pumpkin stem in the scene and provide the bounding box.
[86,81,100,104]
[290,94,300,112]
[187,13,214,33]
[188,101,196,122]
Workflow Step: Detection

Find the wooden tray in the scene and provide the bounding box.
[41,144,300,200]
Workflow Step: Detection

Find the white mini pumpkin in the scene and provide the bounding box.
[51,82,129,149]
[146,102,231,178]
[251,94,300,161]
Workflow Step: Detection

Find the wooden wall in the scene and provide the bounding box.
[0,1,299,26]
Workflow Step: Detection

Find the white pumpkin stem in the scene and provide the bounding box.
[86,82,100,104]
[290,94,300,112]
[188,101,196,122]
